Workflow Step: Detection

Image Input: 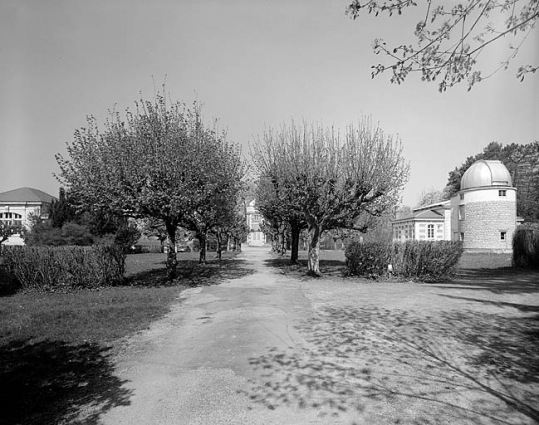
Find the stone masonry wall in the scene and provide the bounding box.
[461,201,515,251]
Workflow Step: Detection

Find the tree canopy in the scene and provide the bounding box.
[347,0,539,91]
[445,141,539,222]
[252,119,409,275]
[56,92,245,279]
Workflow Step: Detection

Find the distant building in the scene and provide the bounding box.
[0,187,57,245]
[451,159,516,252]
[392,160,517,252]
[245,200,266,246]
[392,200,451,242]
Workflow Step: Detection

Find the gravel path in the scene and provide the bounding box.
[88,247,539,425]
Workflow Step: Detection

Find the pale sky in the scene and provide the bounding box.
[1,0,537,207]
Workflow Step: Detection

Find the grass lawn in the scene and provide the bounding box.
[0,249,243,425]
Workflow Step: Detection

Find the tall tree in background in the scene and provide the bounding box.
[347,0,538,91]
[415,187,449,207]
[445,141,539,222]
[253,119,409,276]
[56,92,242,279]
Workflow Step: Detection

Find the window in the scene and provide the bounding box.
[0,212,22,225]
[500,231,506,241]
[427,224,434,239]
[459,193,464,200]
[460,233,464,241]
[499,190,507,197]
[252,214,260,222]
[459,205,465,221]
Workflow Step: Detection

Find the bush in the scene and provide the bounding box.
[345,240,463,281]
[0,245,125,290]
[24,221,94,246]
[391,240,463,281]
[345,241,391,278]
[512,224,539,269]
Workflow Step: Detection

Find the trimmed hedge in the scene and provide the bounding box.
[345,240,463,282]
[0,245,126,290]
[512,224,539,269]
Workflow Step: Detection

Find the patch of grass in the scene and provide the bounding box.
[264,249,348,280]
[0,249,247,425]
[0,286,184,346]
[457,252,512,269]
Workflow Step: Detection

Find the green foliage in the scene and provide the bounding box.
[512,224,539,269]
[345,240,463,281]
[49,188,77,228]
[390,241,463,281]
[56,90,245,278]
[345,241,390,278]
[446,141,539,222]
[1,245,125,290]
[252,118,409,275]
[24,222,95,246]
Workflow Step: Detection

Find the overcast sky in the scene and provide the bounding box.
[1,0,537,207]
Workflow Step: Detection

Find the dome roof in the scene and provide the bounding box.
[460,160,512,190]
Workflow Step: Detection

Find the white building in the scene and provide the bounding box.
[245,200,266,246]
[392,160,517,252]
[0,187,56,245]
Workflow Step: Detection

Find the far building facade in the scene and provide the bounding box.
[392,160,517,253]
[245,200,266,246]
[0,187,57,245]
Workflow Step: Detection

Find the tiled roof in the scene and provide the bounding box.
[394,208,445,223]
[0,187,57,204]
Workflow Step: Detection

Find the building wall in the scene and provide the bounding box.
[0,204,45,245]
[454,186,516,252]
[393,219,446,241]
[245,202,266,246]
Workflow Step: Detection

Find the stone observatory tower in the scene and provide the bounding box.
[450,159,516,252]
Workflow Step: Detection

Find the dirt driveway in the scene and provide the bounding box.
[88,247,539,425]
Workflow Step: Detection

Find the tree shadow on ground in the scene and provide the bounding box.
[263,257,347,279]
[444,268,539,294]
[242,306,539,424]
[127,258,256,287]
[0,339,131,425]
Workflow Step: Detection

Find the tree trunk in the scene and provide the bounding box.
[290,221,300,264]
[307,224,322,276]
[164,221,178,281]
[278,232,285,255]
[216,232,222,261]
[198,231,207,264]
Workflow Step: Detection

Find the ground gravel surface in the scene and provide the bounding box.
[80,247,538,425]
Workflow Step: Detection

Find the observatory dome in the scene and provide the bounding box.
[460,160,512,190]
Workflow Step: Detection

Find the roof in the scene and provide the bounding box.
[412,200,450,213]
[461,160,512,190]
[0,187,57,204]
[394,208,445,223]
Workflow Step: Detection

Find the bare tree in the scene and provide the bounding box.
[253,119,409,276]
[347,0,539,91]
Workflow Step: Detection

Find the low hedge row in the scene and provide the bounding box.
[345,240,463,281]
[0,245,126,290]
[512,224,539,269]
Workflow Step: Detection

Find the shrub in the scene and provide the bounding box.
[345,240,463,281]
[345,241,391,278]
[512,224,539,269]
[1,245,125,290]
[391,240,463,281]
